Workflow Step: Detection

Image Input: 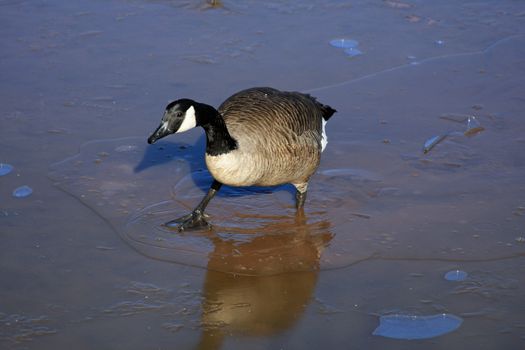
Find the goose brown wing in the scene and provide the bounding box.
[218,87,330,138]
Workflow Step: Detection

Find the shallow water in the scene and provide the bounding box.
[2,0,525,349]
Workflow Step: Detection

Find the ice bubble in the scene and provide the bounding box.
[444,270,468,281]
[344,47,363,57]
[330,38,359,49]
[373,313,463,340]
[0,163,13,176]
[12,185,33,198]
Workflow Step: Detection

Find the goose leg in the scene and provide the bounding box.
[293,182,308,209]
[165,180,222,231]
[295,190,307,209]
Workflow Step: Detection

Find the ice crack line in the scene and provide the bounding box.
[304,34,525,94]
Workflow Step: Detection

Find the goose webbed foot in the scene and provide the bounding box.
[164,180,222,232]
[164,210,211,232]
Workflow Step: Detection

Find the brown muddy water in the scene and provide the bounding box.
[1,0,525,349]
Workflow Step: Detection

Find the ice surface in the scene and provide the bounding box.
[48,36,525,275]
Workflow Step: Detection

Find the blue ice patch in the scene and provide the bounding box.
[0,163,13,176]
[330,38,359,49]
[373,313,463,340]
[13,185,33,198]
[444,270,468,281]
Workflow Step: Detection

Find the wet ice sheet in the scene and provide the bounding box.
[373,314,463,340]
[49,136,356,275]
[49,35,525,275]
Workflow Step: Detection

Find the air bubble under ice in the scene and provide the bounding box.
[12,185,33,198]
[329,38,359,49]
[0,163,13,176]
[444,270,468,281]
[373,313,463,340]
[329,38,363,57]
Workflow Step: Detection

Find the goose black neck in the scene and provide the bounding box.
[196,103,237,156]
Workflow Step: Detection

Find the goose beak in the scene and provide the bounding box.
[147,123,171,144]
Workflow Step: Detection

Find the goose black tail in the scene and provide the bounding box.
[320,104,336,121]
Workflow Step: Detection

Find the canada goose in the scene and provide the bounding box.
[147,87,336,231]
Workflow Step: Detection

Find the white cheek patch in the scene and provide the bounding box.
[176,105,197,133]
[321,119,328,152]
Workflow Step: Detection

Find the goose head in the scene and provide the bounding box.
[148,99,200,144]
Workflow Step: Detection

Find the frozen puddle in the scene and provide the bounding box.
[48,36,525,275]
[373,314,463,340]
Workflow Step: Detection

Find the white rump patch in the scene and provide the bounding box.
[321,119,328,152]
[176,105,197,133]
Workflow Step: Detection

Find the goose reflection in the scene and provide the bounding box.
[196,212,333,350]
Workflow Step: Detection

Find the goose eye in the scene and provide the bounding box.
[176,111,183,117]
